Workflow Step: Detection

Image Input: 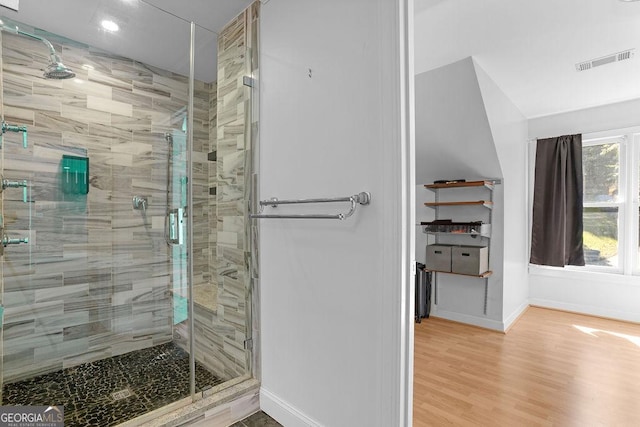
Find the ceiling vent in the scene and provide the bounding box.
[576,49,635,72]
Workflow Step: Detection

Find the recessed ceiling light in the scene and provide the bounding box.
[81,64,94,71]
[101,19,119,32]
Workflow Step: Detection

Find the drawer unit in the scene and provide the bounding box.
[425,244,453,272]
[452,245,488,275]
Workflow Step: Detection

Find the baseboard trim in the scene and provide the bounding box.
[529,300,640,325]
[260,387,322,427]
[503,302,530,333]
[430,309,504,332]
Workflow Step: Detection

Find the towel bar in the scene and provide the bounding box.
[250,191,371,220]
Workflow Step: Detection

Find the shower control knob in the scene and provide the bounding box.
[133,195,148,211]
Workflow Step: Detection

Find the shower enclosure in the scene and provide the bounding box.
[0,1,257,425]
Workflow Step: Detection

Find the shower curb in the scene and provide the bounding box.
[119,378,260,427]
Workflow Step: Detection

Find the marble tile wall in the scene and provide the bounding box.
[0,28,212,383]
[0,4,257,386]
[176,4,258,381]
[213,3,257,381]
[192,75,214,292]
[191,79,217,311]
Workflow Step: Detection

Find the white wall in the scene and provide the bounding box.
[529,98,640,138]
[415,58,501,184]
[528,100,640,323]
[259,1,413,426]
[415,58,504,330]
[474,60,529,329]
[414,57,530,330]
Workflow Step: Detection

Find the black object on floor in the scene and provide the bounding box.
[415,262,431,323]
[2,342,223,427]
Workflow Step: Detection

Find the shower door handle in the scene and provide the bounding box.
[168,208,184,245]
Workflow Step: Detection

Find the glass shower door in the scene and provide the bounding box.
[0,11,204,425]
[0,0,258,423]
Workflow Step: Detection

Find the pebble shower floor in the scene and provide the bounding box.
[2,342,224,426]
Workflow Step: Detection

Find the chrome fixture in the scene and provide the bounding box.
[1,175,28,203]
[132,195,148,211]
[1,120,28,148]
[0,24,75,79]
[242,76,255,88]
[0,214,29,257]
[163,132,183,245]
[167,207,184,245]
[164,132,173,245]
[3,235,28,246]
[44,60,76,80]
[251,192,372,220]
[0,233,29,256]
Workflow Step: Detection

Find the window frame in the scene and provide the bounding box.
[630,134,640,275]
[529,126,640,277]
[575,135,626,274]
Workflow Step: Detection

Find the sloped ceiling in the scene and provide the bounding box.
[415,57,502,184]
[415,0,640,118]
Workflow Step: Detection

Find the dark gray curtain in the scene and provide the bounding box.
[530,134,585,267]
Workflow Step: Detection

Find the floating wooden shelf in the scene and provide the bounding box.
[422,179,497,316]
[424,180,495,191]
[425,200,493,209]
[423,269,493,278]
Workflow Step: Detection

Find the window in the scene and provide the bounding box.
[529,129,640,275]
[582,139,621,269]
[580,131,640,275]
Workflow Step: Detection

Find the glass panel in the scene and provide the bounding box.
[583,142,620,203]
[583,207,619,267]
[0,4,208,425]
[0,1,258,423]
[184,12,256,386]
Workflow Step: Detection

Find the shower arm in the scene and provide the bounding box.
[0,25,60,63]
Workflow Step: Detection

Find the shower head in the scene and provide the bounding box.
[44,58,76,79]
[0,24,76,79]
[164,132,173,144]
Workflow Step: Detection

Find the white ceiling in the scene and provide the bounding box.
[3,0,636,115]
[0,0,253,83]
[415,0,640,118]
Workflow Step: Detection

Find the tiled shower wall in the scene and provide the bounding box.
[176,4,258,381]
[0,3,257,385]
[0,28,213,383]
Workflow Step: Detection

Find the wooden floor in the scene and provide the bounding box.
[413,307,640,426]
